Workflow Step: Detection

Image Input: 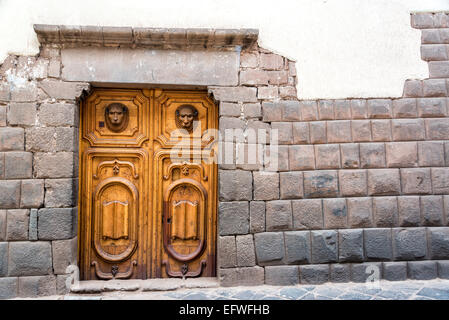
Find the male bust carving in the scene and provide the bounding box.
[175,104,199,133]
[105,103,129,132]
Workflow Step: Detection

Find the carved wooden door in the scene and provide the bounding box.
[79,88,217,280]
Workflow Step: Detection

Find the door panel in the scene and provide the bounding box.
[79,89,217,280]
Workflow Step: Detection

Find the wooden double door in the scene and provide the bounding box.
[79,88,217,280]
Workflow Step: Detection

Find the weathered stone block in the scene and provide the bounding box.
[303,170,338,198]
[411,13,435,28]
[257,87,278,100]
[288,145,315,170]
[292,122,309,144]
[0,210,6,241]
[264,145,289,172]
[418,141,445,166]
[29,209,38,241]
[0,242,7,277]
[397,196,421,227]
[367,99,392,118]
[218,201,249,235]
[218,236,236,268]
[392,98,417,118]
[371,120,391,142]
[431,168,449,194]
[373,197,399,227]
[418,97,447,117]
[10,82,37,102]
[315,144,340,169]
[425,118,449,140]
[360,143,386,169]
[350,100,367,118]
[284,231,311,264]
[311,230,338,264]
[219,170,252,201]
[339,170,367,197]
[429,227,449,259]
[262,102,282,122]
[437,261,449,279]
[266,200,292,231]
[18,275,57,297]
[386,141,418,167]
[254,232,285,265]
[4,151,32,179]
[351,262,382,283]
[281,101,301,121]
[44,178,76,208]
[364,228,392,260]
[392,119,425,141]
[52,237,78,274]
[401,168,431,195]
[330,264,351,283]
[317,100,334,120]
[429,61,449,78]
[421,195,444,226]
[393,228,427,260]
[0,106,4,127]
[368,169,400,196]
[219,266,264,287]
[299,264,329,284]
[219,117,246,142]
[327,120,351,143]
[241,52,258,68]
[338,229,364,262]
[334,100,351,119]
[39,103,78,127]
[7,103,37,126]
[422,80,448,97]
[239,69,269,85]
[34,152,74,178]
[309,121,326,143]
[323,198,347,229]
[8,241,52,276]
[259,53,283,70]
[236,143,264,171]
[20,179,44,208]
[351,120,371,142]
[0,127,24,151]
[236,234,256,267]
[55,127,78,152]
[0,278,18,299]
[347,198,373,228]
[0,180,21,208]
[382,262,407,281]
[249,201,265,233]
[421,44,448,61]
[300,101,318,121]
[271,122,292,144]
[340,143,360,168]
[6,209,29,241]
[219,102,240,117]
[265,266,299,285]
[292,199,323,230]
[408,261,437,280]
[242,103,261,119]
[38,208,77,240]
[280,172,303,199]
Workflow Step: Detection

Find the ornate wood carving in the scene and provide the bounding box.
[91,260,137,279]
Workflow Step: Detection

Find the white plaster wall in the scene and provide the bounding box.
[0,0,448,99]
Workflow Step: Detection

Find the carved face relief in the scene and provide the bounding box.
[175,105,198,133]
[105,103,129,133]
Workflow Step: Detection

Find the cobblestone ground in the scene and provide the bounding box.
[13,279,449,300]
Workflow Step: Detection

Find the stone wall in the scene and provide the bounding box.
[0,13,448,298]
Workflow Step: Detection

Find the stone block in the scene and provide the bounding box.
[429,227,449,259]
[240,52,258,68]
[254,232,284,265]
[7,103,37,126]
[34,152,74,178]
[421,81,448,98]
[421,44,448,61]
[55,127,78,152]
[8,241,52,276]
[292,199,323,230]
[0,210,5,241]
[431,168,449,194]
[418,97,447,117]
[309,121,326,143]
[327,120,351,143]
[38,79,88,100]
[266,200,292,231]
[6,209,29,241]
[48,59,61,78]
[236,234,256,267]
[351,120,371,142]
[300,101,318,121]
[360,143,385,168]
[284,231,311,264]
[403,80,423,97]
[392,119,425,141]
[339,170,367,197]
[311,230,338,264]
[317,100,334,120]
[249,201,265,233]
[239,69,269,85]
[29,209,38,241]
[421,195,444,226]
[262,102,282,122]
[44,178,76,208]
[371,120,391,142]
[397,196,421,227]
[299,264,329,284]
[411,13,435,28]
[323,198,347,229]
[292,122,309,144]
[334,100,352,119]
[257,87,278,100]
[39,103,78,127]
[364,228,392,260]
[220,117,245,142]
[218,201,249,235]
[4,151,32,179]
[429,61,449,78]
[271,122,292,144]
[288,145,315,170]
[218,236,236,268]
[219,102,241,117]
[281,101,301,121]
[219,266,264,287]
[400,168,431,195]
[242,103,261,119]
[350,99,367,118]
[368,169,400,196]
[393,228,427,260]
[408,261,437,280]
[315,144,340,169]
[236,143,264,171]
[18,275,57,297]
[37,208,77,240]
[0,127,24,151]
[219,170,252,201]
[259,53,283,70]
[20,179,44,208]
[367,99,392,118]
[392,98,417,118]
[0,152,3,179]
[338,229,364,262]
[280,171,303,199]
[421,29,441,44]
[0,180,21,208]
[437,261,449,279]
[382,262,407,281]
[330,264,351,283]
[347,198,373,228]
[10,82,37,102]
[0,242,7,276]
[303,170,338,198]
[52,237,78,274]
[340,143,360,168]
[264,145,289,172]
[418,141,445,166]
[0,278,18,299]
[25,127,56,152]
[268,71,289,86]
[373,197,398,227]
[265,266,299,285]
[352,262,383,283]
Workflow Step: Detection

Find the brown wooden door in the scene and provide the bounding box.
[79,88,217,280]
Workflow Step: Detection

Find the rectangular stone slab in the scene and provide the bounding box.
[61,48,239,86]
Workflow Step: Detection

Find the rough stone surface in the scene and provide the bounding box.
[218,236,237,268]
[364,228,393,260]
[37,208,77,240]
[8,241,52,276]
[382,262,408,281]
[311,230,338,264]
[323,198,347,229]
[219,266,264,287]
[428,227,449,259]
[347,198,373,228]
[393,228,427,260]
[338,229,364,262]
[254,232,284,265]
[6,209,29,241]
[253,172,279,200]
[52,237,78,274]
[18,275,57,297]
[284,231,311,264]
[330,264,351,283]
[0,277,18,299]
[236,234,256,267]
[218,202,249,236]
[249,201,265,233]
[292,199,323,230]
[303,171,338,198]
[265,266,299,286]
[299,265,329,284]
[219,170,252,201]
[408,261,438,280]
[266,200,292,231]
[0,180,21,209]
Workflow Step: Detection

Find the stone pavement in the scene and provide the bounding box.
[9,278,449,300]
